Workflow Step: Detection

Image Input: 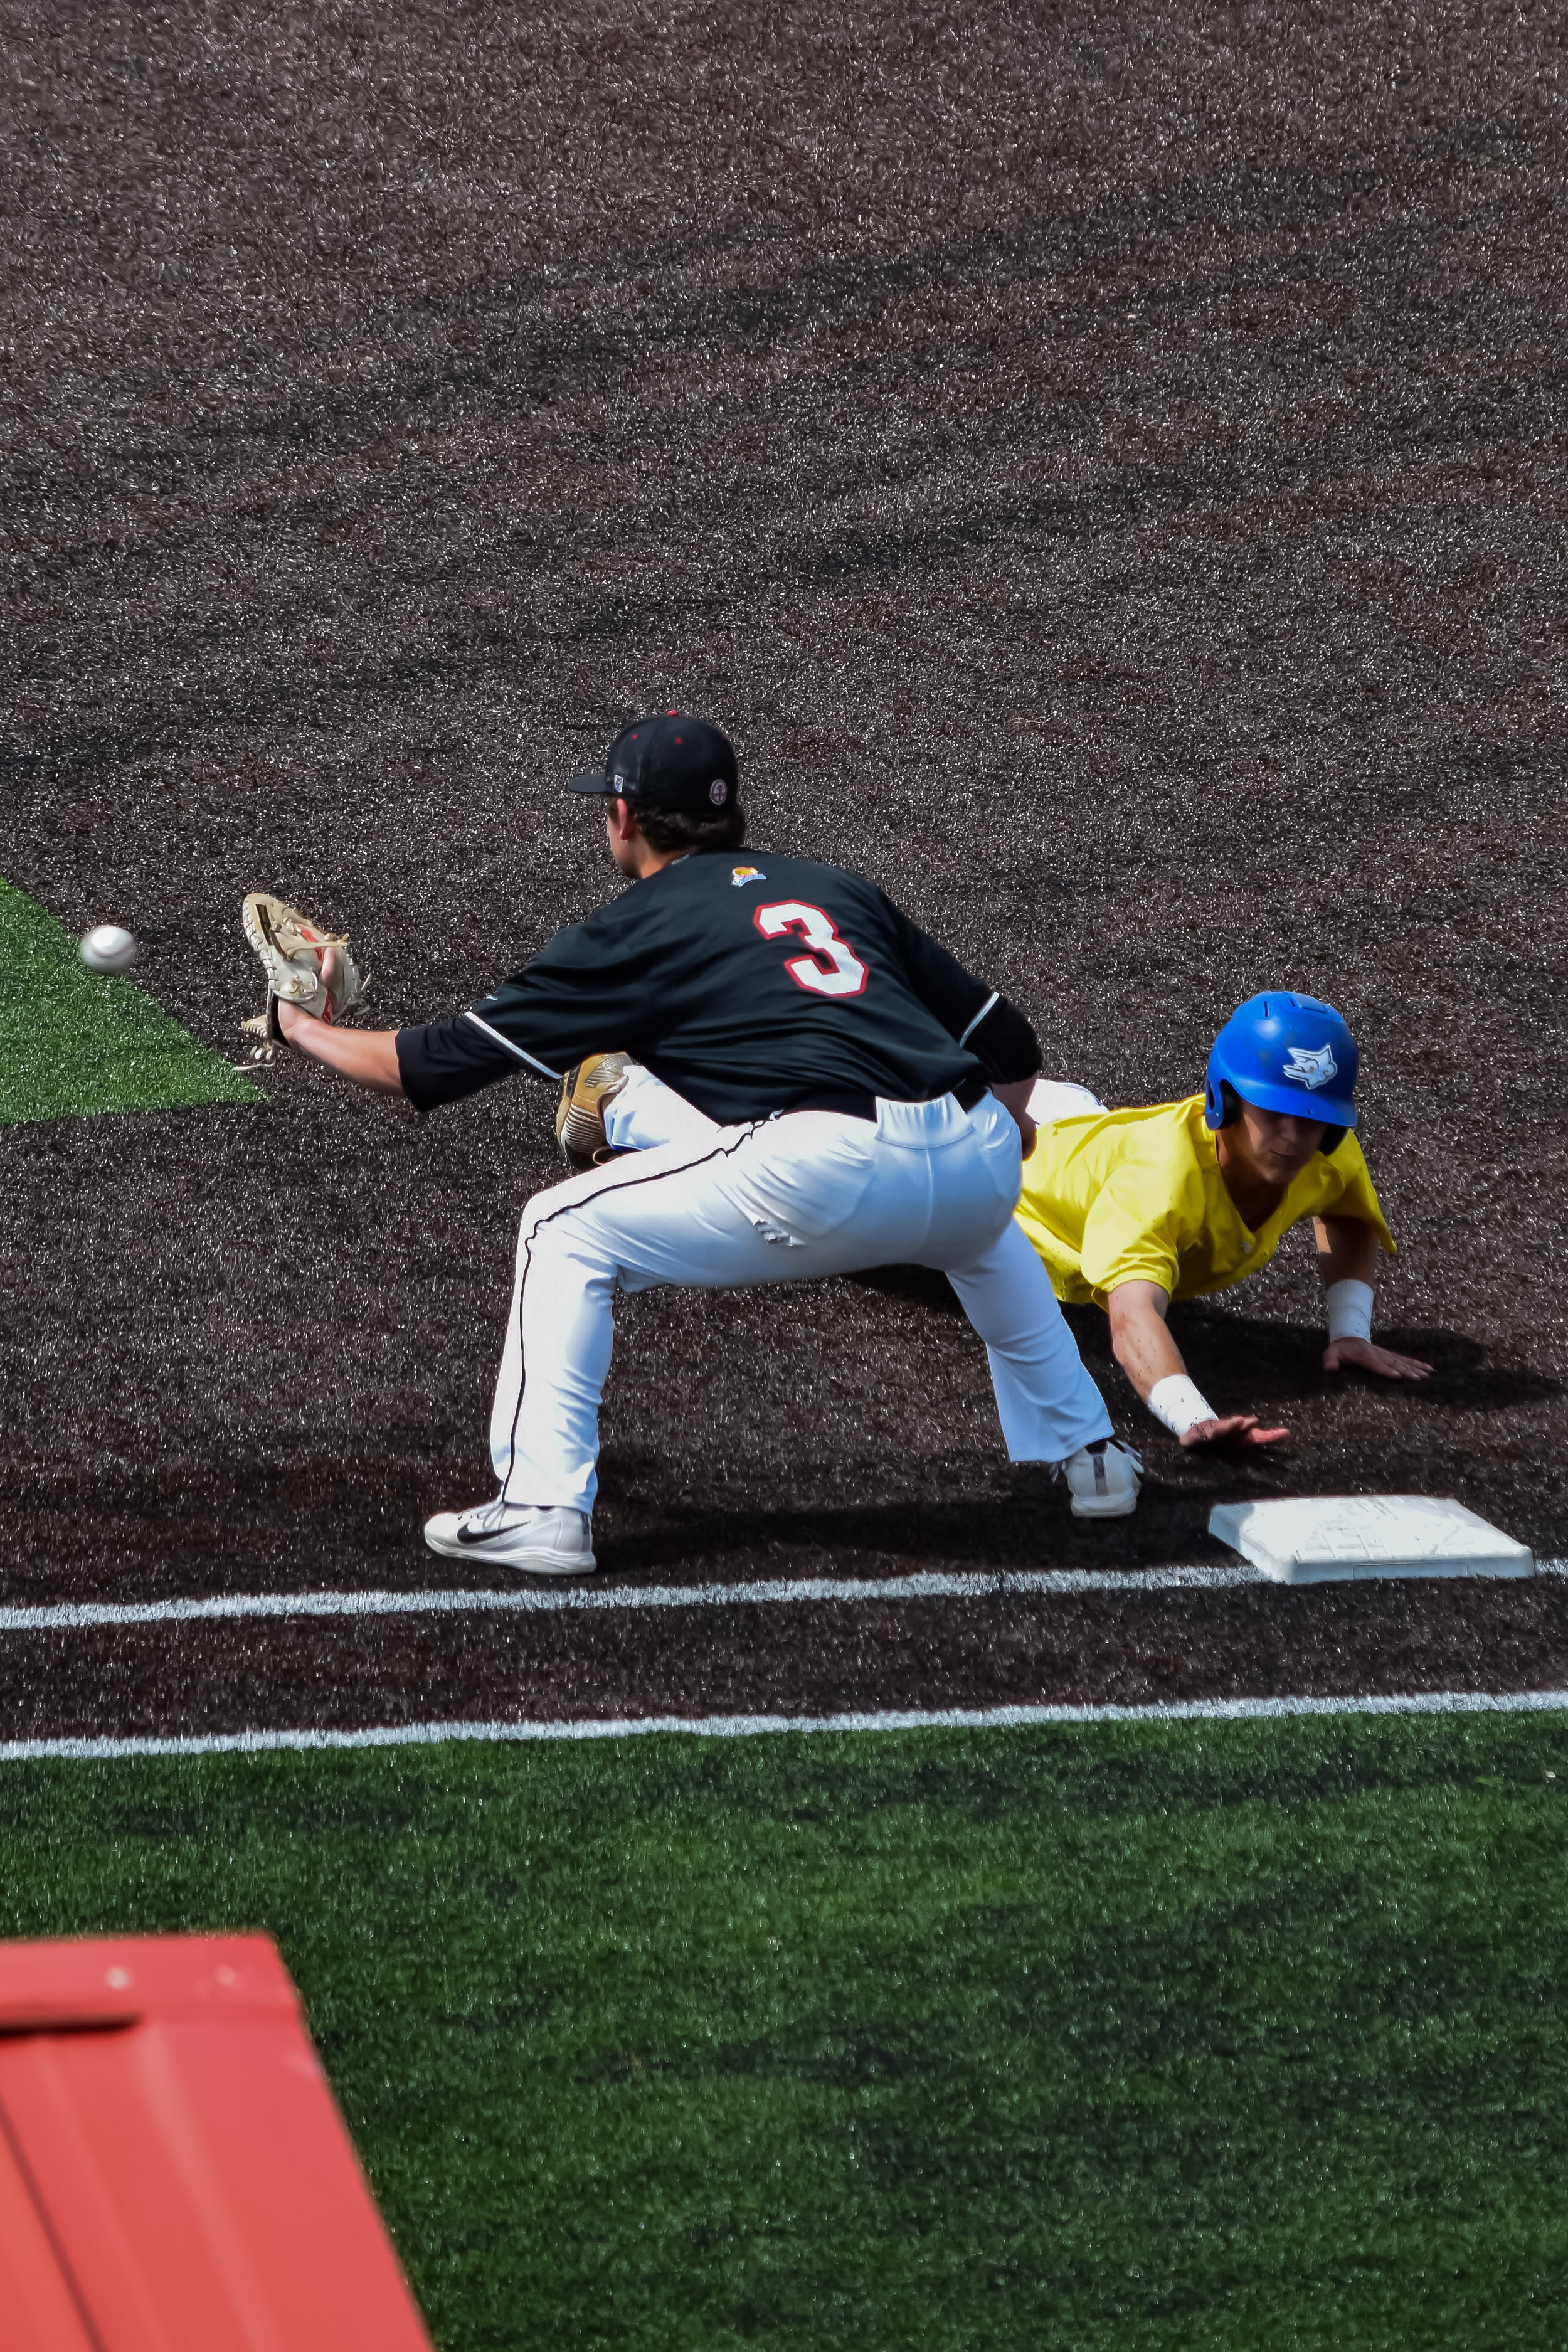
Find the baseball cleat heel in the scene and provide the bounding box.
[423,1500,597,1576]
[1061,1437,1143,1519]
[556,1052,632,1168]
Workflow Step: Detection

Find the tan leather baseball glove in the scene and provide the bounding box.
[240,892,367,1054]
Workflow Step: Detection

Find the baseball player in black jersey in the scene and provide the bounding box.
[273,713,1142,1573]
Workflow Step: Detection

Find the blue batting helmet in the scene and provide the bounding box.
[1204,992,1359,1132]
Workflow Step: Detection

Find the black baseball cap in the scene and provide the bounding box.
[567,712,739,817]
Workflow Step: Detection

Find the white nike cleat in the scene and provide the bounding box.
[1060,1437,1143,1519]
[423,1500,597,1576]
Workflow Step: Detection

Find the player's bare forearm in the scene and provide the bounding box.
[276,1000,406,1094]
[1108,1279,1289,1448]
[1106,1281,1186,1399]
[1313,1215,1380,1288]
[1313,1214,1432,1382]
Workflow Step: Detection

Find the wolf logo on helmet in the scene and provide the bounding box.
[1282,1041,1338,1091]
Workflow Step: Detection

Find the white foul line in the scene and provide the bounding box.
[0,1562,1271,1634]
[0,1556,1560,1638]
[4,1686,1568,1764]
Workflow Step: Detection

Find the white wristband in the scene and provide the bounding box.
[1326,1279,1374,1344]
[1148,1374,1217,1437]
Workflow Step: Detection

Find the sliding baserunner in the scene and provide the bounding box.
[568,990,1430,1451]
[1014,994,1430,1445]
[262,713,1142,1575]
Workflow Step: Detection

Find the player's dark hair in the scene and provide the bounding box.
[630,800,747,855]
[1216,1079,1345,1156]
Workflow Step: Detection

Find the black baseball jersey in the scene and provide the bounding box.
[396,849,1039,1123]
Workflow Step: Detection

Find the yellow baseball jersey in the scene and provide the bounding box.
[1014,1093,1395,1307]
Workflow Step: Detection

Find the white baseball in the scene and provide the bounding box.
[80,924,139,973]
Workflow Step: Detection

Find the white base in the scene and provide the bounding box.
[1208,1495,1533,1584]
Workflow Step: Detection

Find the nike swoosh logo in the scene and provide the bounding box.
[455,1522,517,1545]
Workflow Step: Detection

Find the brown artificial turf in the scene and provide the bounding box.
[5,1577,1568,1744]
[2,0,1566,1732]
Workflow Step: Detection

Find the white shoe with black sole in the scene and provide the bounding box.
[1061,1437,1143,1519]
[423,1500,597,1576]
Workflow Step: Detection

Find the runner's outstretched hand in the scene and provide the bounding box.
[1179,1413,1290,1449]
[1323,1337,1432,1380]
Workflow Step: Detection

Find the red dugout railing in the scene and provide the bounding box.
[0,1933,433,2350]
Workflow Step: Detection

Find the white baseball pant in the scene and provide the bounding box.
[490,1089,1113,1515]
[607,1066,1111,1150]
[1027,1079,1107,1122]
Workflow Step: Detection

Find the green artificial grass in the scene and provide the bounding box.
[2,1715,1566,2349]
[0,875,257,1121]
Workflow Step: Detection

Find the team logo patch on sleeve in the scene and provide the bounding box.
[731,865,765,887]
[1283,1042,1338,1089]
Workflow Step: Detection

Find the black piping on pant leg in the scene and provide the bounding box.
[499,1129,759,1488]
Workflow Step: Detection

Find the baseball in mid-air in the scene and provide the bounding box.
[80,924,139,973]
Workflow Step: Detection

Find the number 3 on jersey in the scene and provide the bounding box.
[754,901,869,998]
